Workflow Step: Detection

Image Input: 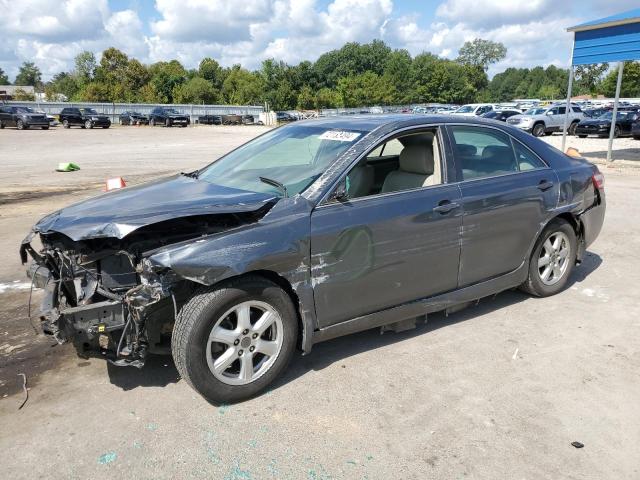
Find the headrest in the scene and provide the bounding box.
[481,145,512,160]
[399,144,434,175]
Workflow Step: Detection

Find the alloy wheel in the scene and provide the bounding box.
[206,300,284,386]
[16,120,24,130]
[537,231,571,286]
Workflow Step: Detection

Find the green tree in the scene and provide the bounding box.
[148,60,188,103]
[0,67,9,85]
[14,62,42,87]
[412,54,476,104]
[173,77,219,104]
[75,51,97,84]
[575,63,609,95]
[337,72,396,107]
[296,85,316,110]
[12,88,35,101]
[45,72,79,100]
[199,58,223,88]
[222,67,264,105]
[601,61,640,97]
[315,87,341,108]
[457,38,507,71]
[383,49,414,103]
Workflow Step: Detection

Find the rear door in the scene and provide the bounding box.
[447,124,558,286]
[0,107,14,126]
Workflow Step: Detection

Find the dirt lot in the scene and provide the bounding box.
[0,125,639,479]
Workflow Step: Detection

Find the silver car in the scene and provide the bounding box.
[507,105,584,137]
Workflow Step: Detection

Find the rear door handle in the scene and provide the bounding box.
[433,200,460,214]
[538,180,554,191]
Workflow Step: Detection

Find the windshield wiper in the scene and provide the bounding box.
[181,170,199,178]
[259,176,288,198]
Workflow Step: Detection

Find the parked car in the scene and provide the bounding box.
[59,107,111,129]
[481,109,522,122]
[576,109,640,138]
[276,111,296,123]
[222,114,242,125]
[198,114,222,125]
[20,115,605,404]
[583,107,610,119]
[0,105,50,130]
[242,115,255,125]
[452,103,496,116]
[632,120,640,140]
[507,105,584,137]
[147,107,189,127]
[119,111,148,125]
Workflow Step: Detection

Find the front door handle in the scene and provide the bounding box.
[433,200,460,214]
[538,180,554,191]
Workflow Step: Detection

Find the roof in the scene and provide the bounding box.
[568,8,640,32]
[0,85,35,94]
[568,8,640,65]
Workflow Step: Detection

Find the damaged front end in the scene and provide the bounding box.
[20,210,269,367]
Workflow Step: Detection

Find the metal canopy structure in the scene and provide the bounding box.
[561,8,640,160]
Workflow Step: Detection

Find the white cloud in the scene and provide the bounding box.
[1,0,640,83]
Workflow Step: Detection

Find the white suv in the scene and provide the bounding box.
[507,105,584,137]
[452,103,496,117]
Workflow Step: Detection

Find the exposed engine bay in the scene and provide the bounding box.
[20,211,268,367]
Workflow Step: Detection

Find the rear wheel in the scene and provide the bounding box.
[149,118,155,127]
[42,126,49,130]
[165,118,171,127]
[521,218,576,297]
[16,119,25,130]
[63,119,70,129]
[85,120,93,129]
[172,276,298,404]
[614,125,620,138]
[532,123,545,137]
[578,135,587,138]
[0,121,4,129]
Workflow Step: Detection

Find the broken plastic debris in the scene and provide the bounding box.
[55,162,80,172]
[571,441,584,449]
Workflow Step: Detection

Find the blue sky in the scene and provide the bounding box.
[0,0,638,81]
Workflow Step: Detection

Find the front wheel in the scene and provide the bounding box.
[165,118,171,127]
[172,276,298,404]
[85,120,93,129]
[63,119,70,129]
[578,135,587,138]
[16,119,25,130]
[42,126,49,130]
[614,126,620,138]
[532,123,545,137]
[520,218,576,297]
[149,118,155,127]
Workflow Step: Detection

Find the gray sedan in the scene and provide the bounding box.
[21,115,606,404]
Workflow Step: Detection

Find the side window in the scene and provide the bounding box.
[548,108,558,115]
[572,106,582,113]
[513,140,547,171]
[450,126,518,180]
[342,129,442,200]
[558,106,566,115]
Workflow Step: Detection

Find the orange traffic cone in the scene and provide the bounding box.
[105,177,127,191]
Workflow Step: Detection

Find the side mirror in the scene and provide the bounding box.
[546,111,554,116]
[330,178,350,202]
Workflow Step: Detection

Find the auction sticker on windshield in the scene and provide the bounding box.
[318,130,361,142]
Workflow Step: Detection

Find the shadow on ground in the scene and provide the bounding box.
[103,252,603,399]
[584,148,640,162]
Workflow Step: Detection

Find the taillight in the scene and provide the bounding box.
[592,171,605,190]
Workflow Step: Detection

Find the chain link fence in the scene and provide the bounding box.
[2,101,264,123]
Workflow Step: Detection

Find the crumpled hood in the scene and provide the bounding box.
[34,175,277,241]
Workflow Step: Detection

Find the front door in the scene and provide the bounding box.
[310,127,462,328]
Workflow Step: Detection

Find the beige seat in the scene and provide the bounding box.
[381,143,434,193]
[347,164,374,198]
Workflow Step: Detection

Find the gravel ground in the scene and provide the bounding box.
[0,124,639,479]
[542,132,640,164]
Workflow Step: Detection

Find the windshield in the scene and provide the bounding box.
[456,105,475,113]
[197,124,366,196]
[164,108,180,114]
[81,108,98,114]
[598,111,635,120]
[524,108,546,115]
[16,107,35,113]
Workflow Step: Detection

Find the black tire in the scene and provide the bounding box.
[520,218,577,297]
[633,136,640,140]
[165,118,171,127]
[172,275,298,404]
[42,126,49,130]
[16,119,25,130]
[150,118,155,127]
[614,126,620,138]
[85,120,93,129]
[102,125,109,129]
[0,121,4,129]
[532,123,545,137]
[568,121,579,136]
[63,119,70,129]
[578,135,587,138]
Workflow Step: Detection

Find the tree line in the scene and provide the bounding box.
[1,39,637,108]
